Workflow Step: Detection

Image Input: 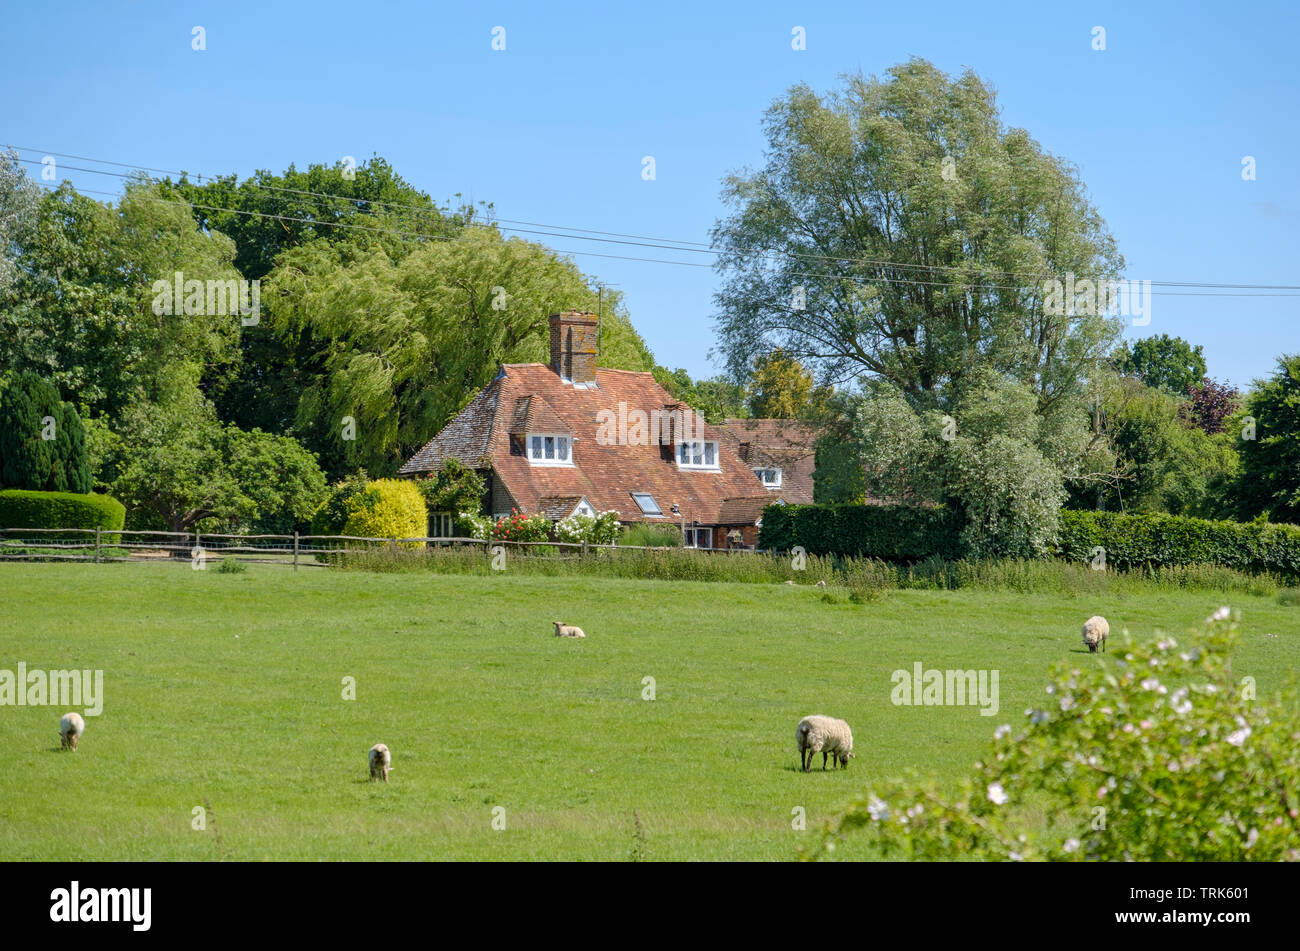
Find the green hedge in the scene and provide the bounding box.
[759,503,963,560]
[0,489,126,531]
[1057,510,1300,576]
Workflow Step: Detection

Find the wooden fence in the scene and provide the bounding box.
[0,528,771,570]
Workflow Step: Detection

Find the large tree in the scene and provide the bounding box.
[712,59,1123,409]
[0,148,42,293]
[1115,334,1207,396]
[0,181,243,417]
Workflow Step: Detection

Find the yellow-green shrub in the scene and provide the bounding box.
[341,479,427,546]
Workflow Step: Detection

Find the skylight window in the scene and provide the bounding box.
[631,492,662,516]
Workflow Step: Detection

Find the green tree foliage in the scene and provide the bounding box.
[652,367,749,423]
[746,349,831,419]
[0,182,243,417]
[1076,372,1238,517]
[1233,354,1300,525]
[0,371,91,492]
[1115,333,1207,396]
[820,373,1095,557]
[712,58,1123,406]
[103,390,326,532]
[310,470,371,536]
[267,226,654,476]
[811,614,1300,861]
[416,458,487,519]
[0,148,43,292]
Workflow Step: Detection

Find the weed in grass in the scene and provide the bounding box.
[1279,588,1300,607]
[216,557,247,574]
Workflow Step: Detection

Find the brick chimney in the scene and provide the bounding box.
[548,311,599,384]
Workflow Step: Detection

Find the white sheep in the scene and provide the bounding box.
[59,712,85,751]
[553,621,585,638]
[368,743,391,782]
[796,715,854,772]
[1082,615,1109,654]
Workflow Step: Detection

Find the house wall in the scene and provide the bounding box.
[488,469,518,518]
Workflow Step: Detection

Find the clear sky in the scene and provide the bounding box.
[2,0,1296,389]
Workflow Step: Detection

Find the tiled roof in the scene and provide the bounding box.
[717,496,778,525]
[715,418,820,504]
[401,364,772,525]
[507,394,570,436]
[537,496,585,519]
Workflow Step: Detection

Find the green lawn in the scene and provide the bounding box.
[1,562,1296,860]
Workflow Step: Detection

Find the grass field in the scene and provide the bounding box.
[2,562,1297,860]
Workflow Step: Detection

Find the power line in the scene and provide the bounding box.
[17,148,1300,297]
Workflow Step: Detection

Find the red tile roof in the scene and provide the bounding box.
[715,418,819,504]
[400,365,772,525]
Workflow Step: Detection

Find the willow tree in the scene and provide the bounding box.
[713,58,1124,410]
[266,225,655,477]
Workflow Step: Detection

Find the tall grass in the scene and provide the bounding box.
[332,543,1289,596]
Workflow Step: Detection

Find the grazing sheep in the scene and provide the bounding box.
[796,715,854,772]
[59,712,85,751]
[1082,615,1109,653]
[368,743,391,782]
[815,580,827,589]
[553,621,585,638]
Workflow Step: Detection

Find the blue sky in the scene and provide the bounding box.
[2,0,1296,389]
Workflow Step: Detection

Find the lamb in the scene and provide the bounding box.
[59,712,85,751]
[1082,615,1109,653]
[796,715,854,772]
[553,621,585,638]
[368,743,391,782]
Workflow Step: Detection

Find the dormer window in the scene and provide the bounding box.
[527,434,573,466]
[677,440,719,470]
[754,467,782,487]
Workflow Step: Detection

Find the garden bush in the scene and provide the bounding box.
[339,478,427,545]
[759,503,963,560]
[0,489,126,530]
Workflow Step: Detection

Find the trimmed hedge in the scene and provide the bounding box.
[1057,510,1300,576]
[759,503,963,560]
[0,489,126,531]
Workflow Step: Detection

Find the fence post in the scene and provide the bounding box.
[293,531,299,572]
[390,537,397,553]
[94,527,101,564]
[195,531,200,562]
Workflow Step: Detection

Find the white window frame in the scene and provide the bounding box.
[631,493,662,517]
[683,527,713,549]
[676,440,720,470]
[754,467,783,487]
[571,498,595,518]
[526,433,573,467]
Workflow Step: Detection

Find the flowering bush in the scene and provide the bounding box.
[809,609,1300,861]
[555,510,620,546]
[458,511,494,541]
[491,509,550,543]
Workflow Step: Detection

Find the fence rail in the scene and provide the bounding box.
[0,528,770,569]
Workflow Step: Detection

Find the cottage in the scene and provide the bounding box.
[398,312,781,548]
[715,417,818,505]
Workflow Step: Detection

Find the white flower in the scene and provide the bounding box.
[906,804,924,818]
[1245,828,1258,849]
[867,796,890,821]
[1171,688,1192,715]
[987,782,1009,806]
[993,725,1011,740]
[1060,695,1076,712]
[1227,728,1250,747]
[1008,851,1024,861]
[1062,838,1080,853]
[1213,606,1231,621]
[1029,710,1050,725]
[1141,677,1160,691]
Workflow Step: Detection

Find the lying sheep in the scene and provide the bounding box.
[59,712,85,751]
[1082,615,1109,654]
[368,743,391,783]
[796,715,854,772]
[553,621,585,638]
